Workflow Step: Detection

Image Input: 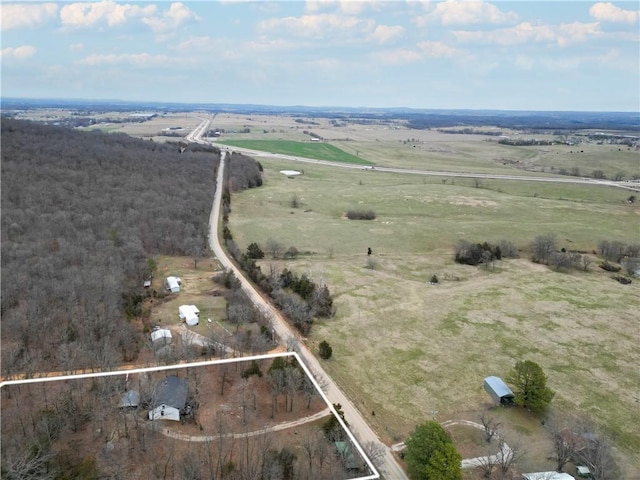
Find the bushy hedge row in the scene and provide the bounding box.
[346,209,376,220]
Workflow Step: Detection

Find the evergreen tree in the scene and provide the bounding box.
[507,360,554,413]
[404,421,462,480]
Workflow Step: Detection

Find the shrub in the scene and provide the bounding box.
[454,239,497,266]
[600,261,621,272]
[613,275,632,285]
[319,340,333,359]
[246,242,264,259]
[346,209,376,220]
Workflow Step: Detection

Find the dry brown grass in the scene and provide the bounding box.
[223,136,639,475]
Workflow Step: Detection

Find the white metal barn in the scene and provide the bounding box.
[484,376,515,406]
[166,276,181,293]
[178,305,200,326]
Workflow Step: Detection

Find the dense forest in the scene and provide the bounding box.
[1,119,225,375]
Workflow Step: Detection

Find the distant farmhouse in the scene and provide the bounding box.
[148,376,188,422]
[484,376,515,406]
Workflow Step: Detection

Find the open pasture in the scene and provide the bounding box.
[212,113,639,179]
[228,157,640,472]
[219,139,370,165]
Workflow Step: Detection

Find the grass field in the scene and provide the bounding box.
[218,139,372,165]
[227,152,640,474]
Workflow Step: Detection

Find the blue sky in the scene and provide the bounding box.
[2,1,639,111]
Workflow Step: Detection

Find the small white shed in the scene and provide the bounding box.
[523,473,575,480]
[166,276,181,293]
[150,328,172,345]
[179,305,200,326]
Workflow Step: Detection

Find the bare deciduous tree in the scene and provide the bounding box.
[531,233,557,264]
[266,237,283,259]
[479,413,501,443]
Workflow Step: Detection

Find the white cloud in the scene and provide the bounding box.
[59,1,198,34]
[368,24,405,44]
[417,0,518,26]
[417,41,459,58]
[453,21,601,46]
[142,2,200,33]
[1,45,37,60]
[369,39,461,65]
[1,3,58,30]
[371,48,422,65]
[77,52,169,66]
[306,0,378,14]
[590,2,639,23]
[70,43,84,51]
[60,1,156,29]
[174,36,215,52]
[259,13,373,39]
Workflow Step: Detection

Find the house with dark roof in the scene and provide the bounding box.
[148,376,188,421]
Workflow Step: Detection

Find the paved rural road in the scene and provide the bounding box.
[186,117,211,143]
[219,145,640,192]
[208,153,406,480]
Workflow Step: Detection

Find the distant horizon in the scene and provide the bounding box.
[2,2,638,112]
[3,96,639,115]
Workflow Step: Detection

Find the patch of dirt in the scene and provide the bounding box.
[449,196,498,207]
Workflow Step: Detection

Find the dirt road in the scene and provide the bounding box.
[209,154,406,479]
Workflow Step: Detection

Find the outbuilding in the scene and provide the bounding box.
[179,305,200,326]
[150,328,172,346]
[484,376,515,406]
[522,472,575,480]
[166,276,181,293]
[334,441,360,471]
[148,376,188,422]
[119,390,140,409]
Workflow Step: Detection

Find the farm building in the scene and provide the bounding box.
[150,328,172,346]
[179,304,200,326]
[165,276,181,293]
[522,472,575,480]
[148,376,188,422]
[484,376,515,406]
[576,466,591,478]
[119,390,140,409]
[334,441,360,471]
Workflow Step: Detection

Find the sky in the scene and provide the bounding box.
[1,1,639,111]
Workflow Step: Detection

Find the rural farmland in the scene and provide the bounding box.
[221,114,640,475]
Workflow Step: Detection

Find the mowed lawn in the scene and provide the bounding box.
[218,139,372,165]
[227,158,640,469]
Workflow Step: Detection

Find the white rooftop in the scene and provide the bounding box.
[523,473,575,480]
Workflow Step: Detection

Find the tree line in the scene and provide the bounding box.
[453,235,639,279]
